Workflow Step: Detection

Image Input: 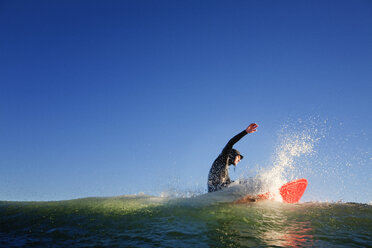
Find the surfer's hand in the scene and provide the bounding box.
[246,123,258,133]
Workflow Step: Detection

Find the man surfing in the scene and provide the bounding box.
[207,123,258,193]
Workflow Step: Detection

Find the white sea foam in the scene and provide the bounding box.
[257,130,316,201]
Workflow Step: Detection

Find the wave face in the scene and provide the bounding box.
[1,196,371,247]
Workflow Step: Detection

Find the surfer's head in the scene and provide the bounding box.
[229,149,244,166]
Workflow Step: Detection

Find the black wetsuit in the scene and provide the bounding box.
[207,130,247,192]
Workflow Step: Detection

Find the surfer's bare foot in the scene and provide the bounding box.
[235,195,260,204]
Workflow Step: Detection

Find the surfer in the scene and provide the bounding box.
[207,123,258,192]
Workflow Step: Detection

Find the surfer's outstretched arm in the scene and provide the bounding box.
[221,123,258,156]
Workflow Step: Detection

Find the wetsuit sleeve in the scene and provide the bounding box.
[221,130,247,156]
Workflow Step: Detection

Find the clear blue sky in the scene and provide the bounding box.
[0,0,371,202]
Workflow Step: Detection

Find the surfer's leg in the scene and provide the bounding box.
[208,181,230,193]
[208,183,218,193]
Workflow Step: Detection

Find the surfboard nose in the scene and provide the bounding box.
[279,178,308,203]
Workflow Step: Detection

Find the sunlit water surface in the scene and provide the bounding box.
[1,195,371,247]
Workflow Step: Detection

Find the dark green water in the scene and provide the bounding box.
[1,195,371,247]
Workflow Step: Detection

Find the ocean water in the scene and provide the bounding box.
[1,194,371,247]
[1,120,370,247]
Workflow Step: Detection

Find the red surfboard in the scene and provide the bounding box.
[279,178,308,203]
[236,178,308,204]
